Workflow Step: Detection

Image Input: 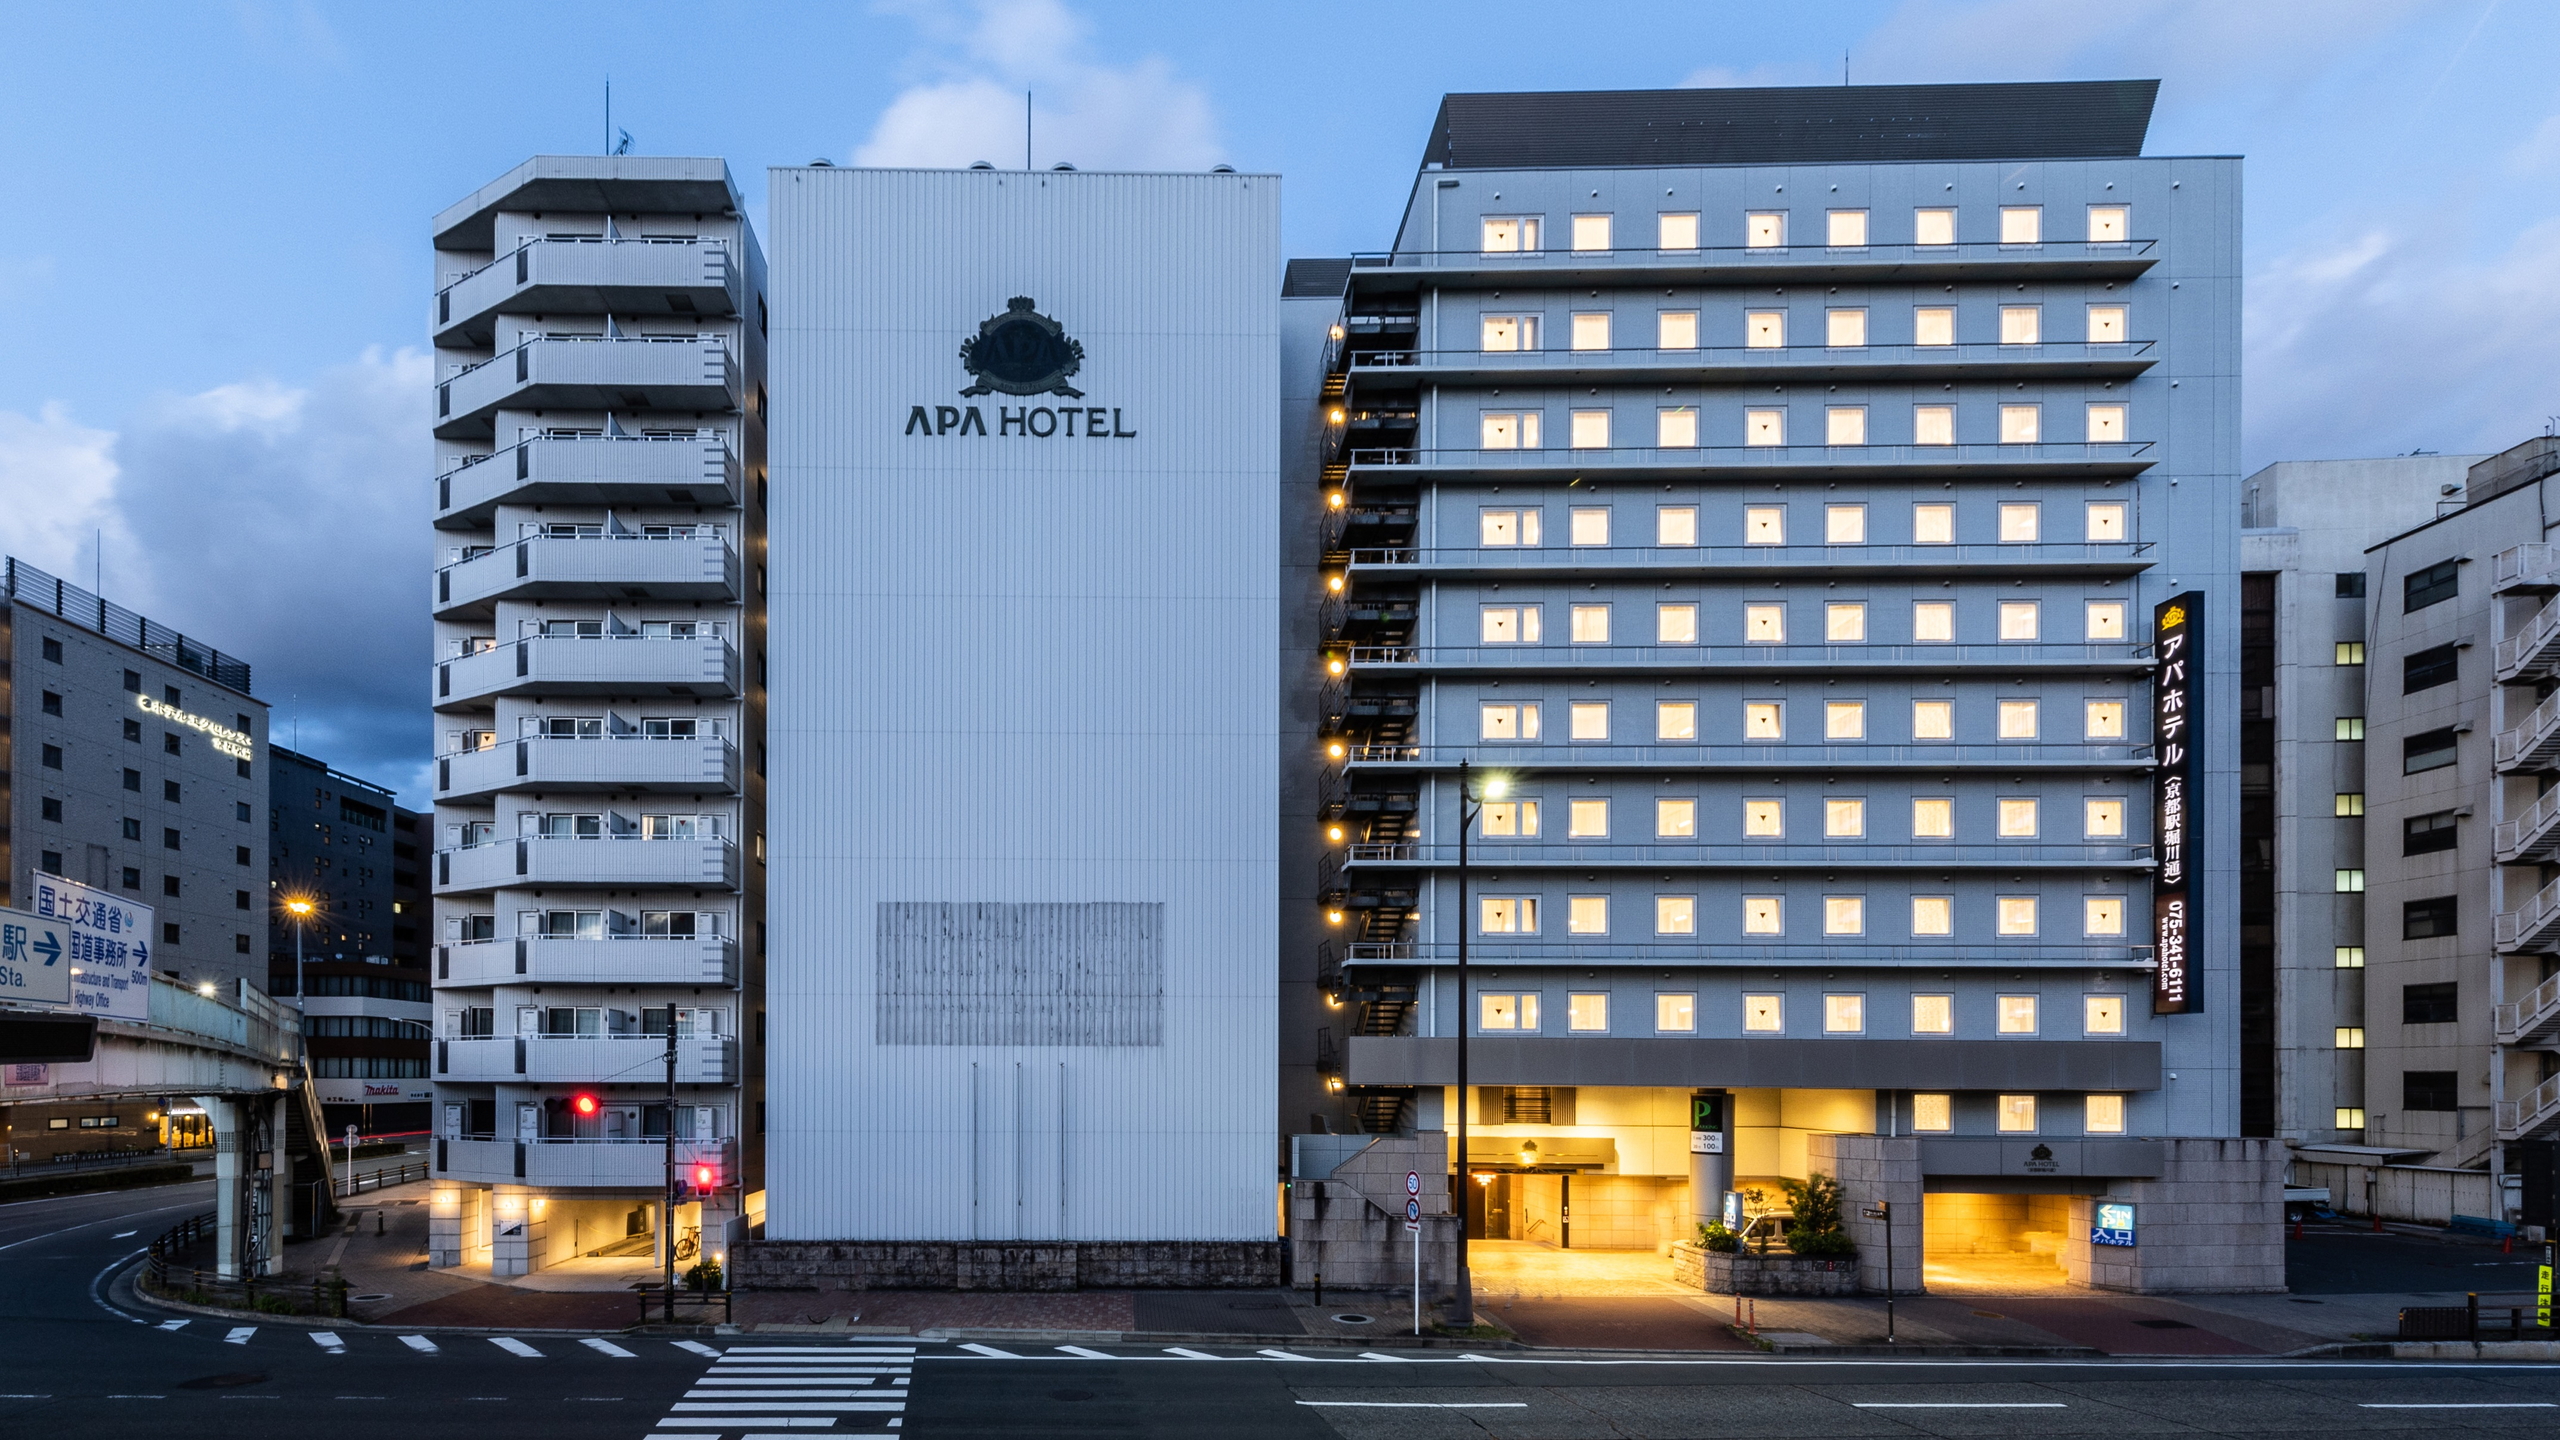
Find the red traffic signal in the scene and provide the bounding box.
[692,1163,718,1189]
[569,1093,601,1117]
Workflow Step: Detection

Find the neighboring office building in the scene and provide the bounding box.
[425,157,766,1275]
[750,164,1281,1286]
[269,745,433,1136]
[1293,81,2277,1291]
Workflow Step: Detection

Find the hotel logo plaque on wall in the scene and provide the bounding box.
[959,296,1085,398]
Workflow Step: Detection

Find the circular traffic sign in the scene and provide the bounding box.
[1406,1198,1421,1221]
[1406,1171,1421,1195]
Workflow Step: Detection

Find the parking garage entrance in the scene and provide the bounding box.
[1922,1191,2082,1293]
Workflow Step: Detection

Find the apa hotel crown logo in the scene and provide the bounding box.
[904,294,1135,439]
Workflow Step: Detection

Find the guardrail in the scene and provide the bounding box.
[144,1209,349,1318]
[340,1160,429,1198]
[2399,1293,2550,1341]
[636,1281,731,1326]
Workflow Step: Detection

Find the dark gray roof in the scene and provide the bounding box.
[1282,258,1353,299]
[1424,81,2158,170]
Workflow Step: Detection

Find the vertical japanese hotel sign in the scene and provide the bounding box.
[2151,593,2201,1015]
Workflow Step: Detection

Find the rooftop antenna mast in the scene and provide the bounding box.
[606,75,611,155]
[1844,49,1850,84]
[1025,90,1032,169]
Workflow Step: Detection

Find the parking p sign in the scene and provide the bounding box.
[0,904,74,1008]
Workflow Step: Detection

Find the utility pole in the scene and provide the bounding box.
[663,1009,677,1320]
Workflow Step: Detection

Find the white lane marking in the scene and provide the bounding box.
[1856,1403,2067,1409]
[684,1390,877,1398]
[2361,1403,2558,1409]
[670,1340,723,1358]
[958,1342,1020,1359]
[1298,1401,1528,1409]
[400,1334,439,1353]
[311,1332,346,1353]
[1164,1347,1220,1359]
[106,1394,166,1399]
[581,1338,636,1358]
[723,1346,916,1354]
[0,1395,53,1399]
[156,1319,189,1331]
[1359,1352,1410,1362]
[646,1422,840,1429]
[669,1401,908,1412]
[1055,1345,1115,1358]
[224,1326,256,1344]
[110,1230,137,1238]
[1257,1349,1317,1362]
[489,1337,543,1358]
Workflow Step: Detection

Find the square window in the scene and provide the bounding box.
[2085,1095,2125,1134]
[1569,507,1610,546]
[2337,716,2365,741]
[1658,309,1699,348]
[1912,994,1954,1033]
[1480,897,1537,934]
[162,874,181,898]
[1746,310,1785,348]
[1657,506,1698,545]
[123,718,140,742]
[1912,700,1954,740]
[2336,946,2366,968]
[40,690,61,716]
[2086,404,2127,443]
[1912,896,1953,936]
[41,637,62,662]
[1745,604,1786,643]
[1480,992,1536,1029]
[1745,409,1785,446]
[41,743,62,769]
[1481,216,1540,253]
[1825,798,1865,838]
[1481,606,1542,644]
[164,779,182,802]
[1828,210,1868,246]
[1826,603,1866,642]
[1912,798,1954,838]
[1657,407,1699,448]
[2088,206,2129,243]
[2337,1106,2366,1129]
[1997,896,2039,936]
[1567,798,1609,838]
[2085,798,2125,837]
[1569,701,1610,740]
[1656,897,1697,936]
[1568,992,1609,1031]
[2086,700,2126,739]
[1481,315,1536,352]
[2086,995,2126,1034]
[121,817,140,840]
[1913,601,1955,642]
[1656,992,1697,1031]
[1998,503,2041,542]
[1999,699,2039,739]
[39,796,61,822]
[1999,600,2040,640]
[1827,505,1867,544]
[1571,214,1612,252]
[1743,799,1785,837]
[1656,798,1697,838]
[1998,1094,2039,1133]
[2086,602,2127,640]
[1742,993,1784,1030]
[2085,896,2125,936]
[1913,306,1955,346]
[1744,506,1785,545]
[1912,503,1955,544]
[1827,308,1868,347]
[1913,405,1955,445]
[1746,212,1785,248]
[1742,897,1784,936]
[1658,604,1699,644]
[1566,895,1608,934]
[1999,306,2042,345]
[1826,701,1865,740]
[1824,896,1865,936]
[1656,701,1697,741]
[2088,305,2128,343]
[1570,605,1611,644]
[1569,410,1610,448]
[1914,208,1956,246]
[2338,1026,2368,1049]
[162,921,180,945]
[2336,792,2366,817]
[1826,407,1867,445]
[1571,311,1611,350]
[2001,207,2042,244]
[36,850,60,875]
[1481,411,1541,448]
[163,827,181,851]
[1481,703,1541,740]
[1483,800,1539,837]
[1999,405,2041,444]
[2086,502,2127,540]
[1912,1093,1954,1131]
[1481,508,1540,546]
[1824,993,1865,1033]
[1998,798,2039,838]
[1745,702,1783,740]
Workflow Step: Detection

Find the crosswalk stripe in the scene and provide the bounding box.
[310,1332,345,1353]
[399,1335,438,1354]
[958,1342,1020,1359]
[156,1320,189,1332]
[489,1337,543,1358]
[670,1340,723,1358]
[670,1401,906,1412]
[580,1338,636,1358]
[224,1327,256,1344]
[685,1390,882,1399]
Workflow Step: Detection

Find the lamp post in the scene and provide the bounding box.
[1450,760,1503,1329]
[283,897,315,1016]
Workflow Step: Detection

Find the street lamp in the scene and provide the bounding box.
[1450,759,1504,1328]
[281,896,317,1017]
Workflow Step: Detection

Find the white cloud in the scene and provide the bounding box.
[0,401,130,589]
[852,0,1224,171]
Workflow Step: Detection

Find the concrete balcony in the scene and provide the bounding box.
[433,535,739,619]
[1342,239,2159,290]
[2494,970,2560,1047]
[434,636,740,710]
[2497,1073,2560,1142]
[434,1034,736,1085]
[1343,641,2154,677]
[437,935,740,988]
[435,238,738,347]
[1345,542,2155,581]
[2496,691,2560,774]
[434,835,740,895]
[435,337,737,440]
[2493,543,2560,596]
[2496,597,2560,684]
[435,1136,734,1189]
[2496,875,2560,954]
[1348,340,2157,388]
[1345,441,2154,481]
[437,735,740,804]
[435,434,739,530]
[1341,840,2152,870]
[2495,785,2560,865]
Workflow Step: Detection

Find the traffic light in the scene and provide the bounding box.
[570,1092,601,1118]
[693,1162,718,1190]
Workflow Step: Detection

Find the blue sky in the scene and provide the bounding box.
[0,0,2549,800]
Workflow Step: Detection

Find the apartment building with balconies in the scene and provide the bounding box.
[1287,83,2281,1293]
[426,157,766,1276]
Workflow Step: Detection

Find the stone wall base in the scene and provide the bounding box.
[734,1239,1281,1292]
[1674,1242,1862,1295]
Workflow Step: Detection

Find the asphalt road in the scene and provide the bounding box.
[7,1182,2560,1439]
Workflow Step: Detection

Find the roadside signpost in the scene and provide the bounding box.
[1862,1201,1895,1343]
[1407,1171,1422,1334]
[2541,1241,2553,1330]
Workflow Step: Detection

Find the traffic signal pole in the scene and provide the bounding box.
[664,1015,677,1321]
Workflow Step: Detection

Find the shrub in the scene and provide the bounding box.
[684,1258,724,1292]
[1696,1220,1741,1253]
[1778,1173,1856,1260]
[251,1293,300,1315]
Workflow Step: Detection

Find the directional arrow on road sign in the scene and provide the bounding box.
[31,933,59,966]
